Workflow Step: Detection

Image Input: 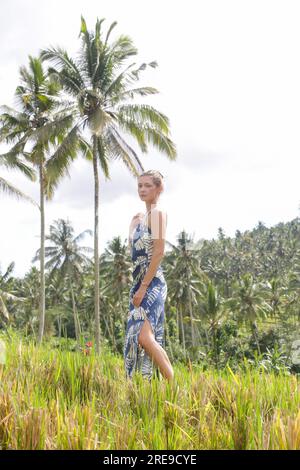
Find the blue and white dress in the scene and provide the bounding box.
[124,214,167,380]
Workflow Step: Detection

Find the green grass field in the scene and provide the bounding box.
[0,332,299,450]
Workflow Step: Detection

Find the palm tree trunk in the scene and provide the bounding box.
[38,162,45,344]
[110,310,116,352]
[212,326,218,367]
[70,281,81,343]
[188,290,195,347]
[176,306,180,343]
[57,316,62,340]
[195,316,205,350]
[103,309,113,340]
[251,321,261,355]
[204,325,210,351]
[180,304,186,357]
[93,136,101,354]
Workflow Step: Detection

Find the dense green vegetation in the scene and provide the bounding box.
[0,330,299,450]
[1,14,300,451]
[1,216,300,375]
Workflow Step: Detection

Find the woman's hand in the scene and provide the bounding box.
[132,285,147,308]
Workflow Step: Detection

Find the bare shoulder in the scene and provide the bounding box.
[150,208,168,226]
[149,209,168,239]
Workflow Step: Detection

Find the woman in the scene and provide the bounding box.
[124,170,174,382]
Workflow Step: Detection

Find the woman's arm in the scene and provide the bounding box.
[132,210,167,307]
[141,210,167,286]
[141,250,164,287]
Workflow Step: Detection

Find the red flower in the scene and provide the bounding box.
[85,341,93,348]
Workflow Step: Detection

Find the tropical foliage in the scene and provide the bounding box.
[1,14,300,451]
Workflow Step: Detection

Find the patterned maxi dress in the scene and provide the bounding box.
[123,214,167,381]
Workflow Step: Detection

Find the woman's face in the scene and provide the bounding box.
[138,176,161,203]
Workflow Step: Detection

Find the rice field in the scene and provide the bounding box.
[0,331,300,450]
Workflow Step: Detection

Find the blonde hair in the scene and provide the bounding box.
[138,170,164,194]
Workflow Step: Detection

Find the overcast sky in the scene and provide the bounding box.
[1,0,300,277]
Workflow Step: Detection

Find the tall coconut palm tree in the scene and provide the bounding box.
[227,273,271,354]
[165,230,205,350]
[13,266,41,336]
[0,56,76,343]
[99,236,132,351]
[0,262,26,325]
[40,16,177,353]
[197,281,230,367]
[32,218,93,343]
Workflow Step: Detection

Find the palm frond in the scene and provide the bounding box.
[104,20,117,47]
[40,46,84,80]
[0,176,38,207]
[40,47,85,91]
[0,105,28,123]
[2,291,26,302]
[78,137,93,161]
[0,296,9,320]
[44,254,63,271]
[29,113,74,145]
[0,150,36,180]
[105,126,143,175]
[103,62,137,100]
[77,246,94,255]
[118,104,170,134]
[73,229,93,244]
[58,67,85,97]
[45,123,82,196]
[78,15,95,84]
[117,118,148,153]
[0,108,30,143]
[29,55,45,89]
[109,35,138,64]
[0,262,15,282]
[142,126,177,159]
[116,86,159,102]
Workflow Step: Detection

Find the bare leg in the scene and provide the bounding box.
[138,318,174,382]
[160,347,173,369]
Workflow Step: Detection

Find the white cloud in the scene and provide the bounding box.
[1,0,300,276]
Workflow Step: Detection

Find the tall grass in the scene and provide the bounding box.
[0,329,299,449]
